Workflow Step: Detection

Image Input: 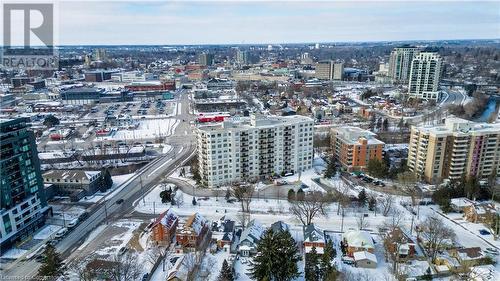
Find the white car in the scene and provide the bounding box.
[54,228,68,239]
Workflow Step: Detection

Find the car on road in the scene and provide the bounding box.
[116,199,124,205]
[35,255,45,262]
[479,229,491,235]
[55,228,68,239]
[118,247,128,256]
[67,218,79,229]
[142,273,149,281]
[485,247,499,255]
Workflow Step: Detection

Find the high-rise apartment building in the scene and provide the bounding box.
[300,53,313,64]
[315,60,343,80]
[330,127,385,172]
[236,50,249,65]
[388,46,419,82]
[198,53,214,66]
[196,115,314,188]
[333,62,344,80]
[407,117,500,183]
[407,52,443,100]
[1,118,48,252]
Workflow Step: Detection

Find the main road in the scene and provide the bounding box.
[2,90,197,279]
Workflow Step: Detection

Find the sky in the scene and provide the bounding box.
[6,0,500,45]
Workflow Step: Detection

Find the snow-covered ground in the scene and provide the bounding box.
[97,118,179,141]
[1,248,28,260]
[80,172,136,203]
[94,220,142,257]
[33,225,62,240]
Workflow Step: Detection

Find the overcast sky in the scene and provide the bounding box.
[20,1,500,45]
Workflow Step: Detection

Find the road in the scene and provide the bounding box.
[2,91,196,279]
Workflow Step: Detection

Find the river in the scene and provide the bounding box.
[475,97,499,123]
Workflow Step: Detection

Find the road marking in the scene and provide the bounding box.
[148,157,173,178]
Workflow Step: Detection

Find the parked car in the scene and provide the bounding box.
[116,199,124,205]
[485,247,499,255]
[67,218,79,229]
[55,228,68,239]
[479,229,491,235]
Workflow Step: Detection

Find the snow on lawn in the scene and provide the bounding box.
[170,166,197,187]
[77,224,107,251]
[99,118,179,141]
[1,248,28,260]
[33,225,62,240]
[80,172,136,203]
[95,220,141,257]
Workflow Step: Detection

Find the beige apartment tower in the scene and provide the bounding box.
[407,117,500,183]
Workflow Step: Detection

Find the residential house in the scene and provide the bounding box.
[449,247,489,267]
[353,251,378,268]
[303,224,325,254]
[343,231,375,257]
[151,209,179,246]
[271,221,290,234]
[176,213,211,252]
[463,203,498,224]
[385,227,417,259]
[238,220,265,257]
[211,217,236,250]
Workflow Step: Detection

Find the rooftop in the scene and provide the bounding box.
[332,126,385,145]
[414,117,500,136]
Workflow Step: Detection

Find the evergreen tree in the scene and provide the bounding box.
[43,115,60,128]
[358,189,367,207]
[250,229,300,281]
[192,197,197,205]
[321,240,338,280]
[368,196,377,211]
[304,246,320,281]
[38,244,64,278]
[287,189,296,201]
[296,188,305,201]
[159,189,172,203]
[100,168,113,191]
[218,259,234,281]
[324,157,337,179]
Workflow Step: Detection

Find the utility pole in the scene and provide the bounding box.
[140,174,145,205]
[341,208,345,233]
[104,203,108,225]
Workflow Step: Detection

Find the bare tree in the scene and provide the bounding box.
[397,171,419,206]
[356,213,369,230]
[237,212,251,229]
[335,182,351,216]
[379,195,395,216]
[68,258,96,281]
[232,184,255,213]
[110,252,142,281]
[419,217,456,262]
[289,191,331,226]
[381,210,405,274]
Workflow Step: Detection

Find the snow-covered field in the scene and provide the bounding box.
[33,225,62,240]
[98,118,179,141]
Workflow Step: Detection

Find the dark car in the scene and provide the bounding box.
[142,273,149,281]
[479,229,491,235]
[116,199,124,205]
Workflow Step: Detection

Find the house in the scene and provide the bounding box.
[176,213,211,252]
[342,231,375,257]
[463,203,497,224]
[237,220,265,257]
[450,198,474,213]
[303,224,325,254]
[151,209,179,246]
[271,221,290,234]
[42,170,102,201]
[166,254,190,281]
[353,251,377,268]
[449,247,489,267]
[385,227,416,259]
[211,217,236,250]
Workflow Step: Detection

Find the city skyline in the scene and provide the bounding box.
[5,0,498,46]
